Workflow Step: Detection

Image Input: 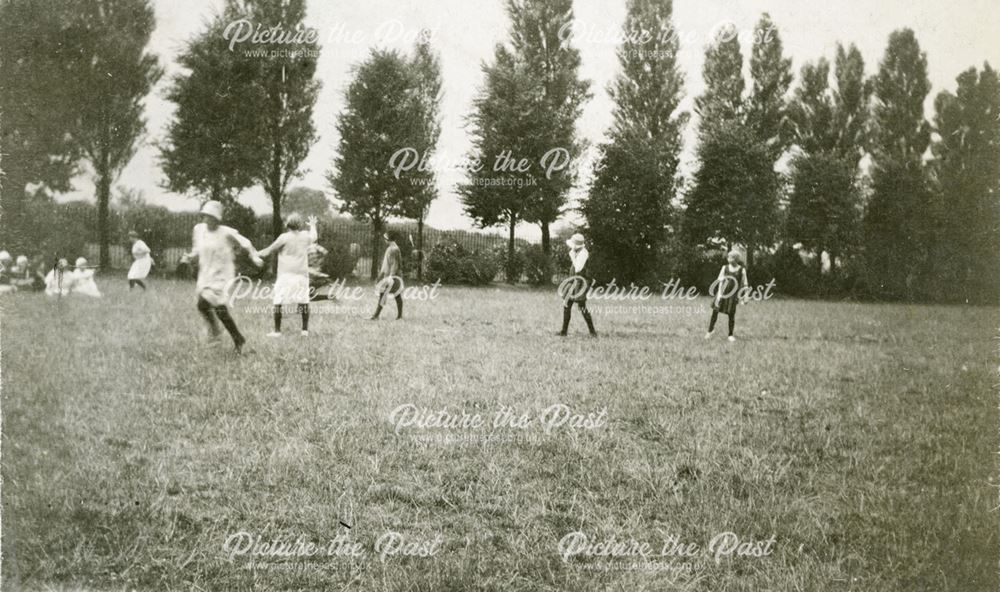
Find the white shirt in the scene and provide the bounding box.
[569,247,589,273]
[191,223,255,305]
[257,227,317,279]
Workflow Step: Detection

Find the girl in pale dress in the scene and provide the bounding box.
[257,213,318,336]
[127,230,154,291]
[187,200,264,354]
[45,258,73,297]
[71,257,102,297]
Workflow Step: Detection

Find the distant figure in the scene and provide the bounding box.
[71,257,102,298]
[557,233,597,337]
[0,251,14,294]
[187,200,264,354]
[11,256,36,290]
[45,258,74,297]
[257,213,318,337]
[127,230,154,291]
[705,250,748,342]
[175,253,194,279]
[369,231,403,320]
[307,243,331,300]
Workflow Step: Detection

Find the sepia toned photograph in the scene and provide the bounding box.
[0,0,997,589]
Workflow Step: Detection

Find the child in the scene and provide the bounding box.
[557,233,597,337]
[11,256,35,290]
[706,250,749,342]
[0,251,13,294]
[257,213,318,336]
[71,257,102,297]
[127,230,154,291]
[187,200,264,354]
[369,231,403,320]
[44,258,74,297]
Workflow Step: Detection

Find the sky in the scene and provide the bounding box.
[59,0,1000,240]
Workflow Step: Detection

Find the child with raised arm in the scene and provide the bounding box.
[257,213,318,336]
[188,200,264,354]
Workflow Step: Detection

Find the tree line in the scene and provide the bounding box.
[1,0,997,302]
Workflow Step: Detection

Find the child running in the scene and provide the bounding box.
[257,213,318,337]
[127,230,154,291]
[706,250,749,342]
[187,200,263,354]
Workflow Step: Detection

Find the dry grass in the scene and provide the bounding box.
[1,278,996,591]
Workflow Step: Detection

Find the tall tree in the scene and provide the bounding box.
[329,49,424,280]
[162,0,320,242]
[865,29,932,299]
[683,121,780,259]
[929,63,1000,303]
[160,14,258,203]
[785,45,869,275]
[0,0,83,250]
[746,13,793,155]
[55,0,162,268]
[581,0,687,283]
[504,0,591,254]
[400,32,443,281]
[459,47,542,283]
[684,16,783,269]
[693,25,744,129]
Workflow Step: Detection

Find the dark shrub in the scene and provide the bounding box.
[519,244,555,285]
[425,241,498,285]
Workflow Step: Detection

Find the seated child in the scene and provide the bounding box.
[71,257,102,298]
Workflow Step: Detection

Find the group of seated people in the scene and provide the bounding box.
[0,251,102,298]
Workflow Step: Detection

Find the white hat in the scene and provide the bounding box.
[75,257,88,267]
[200,200,223,221]
[565,233,585,249]
[0,251,10,263]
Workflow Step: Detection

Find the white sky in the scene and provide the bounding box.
[61,0,1000,239]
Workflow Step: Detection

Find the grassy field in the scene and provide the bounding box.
[1,277,997,591]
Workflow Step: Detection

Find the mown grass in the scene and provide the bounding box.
[1,278,997,591]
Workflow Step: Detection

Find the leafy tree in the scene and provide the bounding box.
[459,47,542,282]
[929,63,1000,303]
[683,121,780,261]
[582,0,687,283]
[0,0,83,250]
[693,25,744,129]
[284,186,331,218]
[685,16,785,269]
[30,0,162,268]
[504,0,590,254]
[785,44,869,276]
[328,49,424,279]
[399,33,443,281]
[865,29,932,299]
[161,0,320,242]
[747,13,793,155]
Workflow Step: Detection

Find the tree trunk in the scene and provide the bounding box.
[96,152,112,270]
[370,218,383,281]
[507,217,517,283]
[540,222,551,256]
[417,215,424,282]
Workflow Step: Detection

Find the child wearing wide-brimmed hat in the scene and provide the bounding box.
[187,200,264,354]
[557,233,597,337]
[706,250,749,342]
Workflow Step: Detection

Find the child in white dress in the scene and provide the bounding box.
[188,200,263,354]
[257,213,318,336]
[44,259,73,297]
[71,257,102,298]
[127,230,154,291]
